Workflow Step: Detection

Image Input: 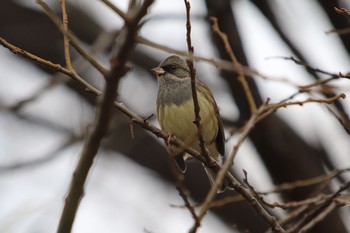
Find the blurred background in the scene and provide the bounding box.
[0,0,350,232]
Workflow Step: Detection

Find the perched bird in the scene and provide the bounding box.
[152,55,227,191]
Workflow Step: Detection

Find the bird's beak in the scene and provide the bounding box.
[151,67,165,76]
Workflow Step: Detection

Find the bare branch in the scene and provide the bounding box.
[211,17,257,114]
[193,105,286,233]
[290,182,350,232]
[184,0,209,166]
[169,158,200,226]
[60,0,73,70]
[36,0,108,76]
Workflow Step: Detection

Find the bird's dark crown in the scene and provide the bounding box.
[159,55,190,79]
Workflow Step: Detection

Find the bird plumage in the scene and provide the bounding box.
[153,55,226,191]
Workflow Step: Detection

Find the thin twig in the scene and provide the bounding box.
[177,168,350,209]
[60,0,73,70]
[299,76,338,90]
[266,194,332,210]
[275,94,346,109]
[277,205,309,230]
[290,182,350,233]
[269,56,339,78]
[325,104,350,133]
[169,157,200,225]
[36,0,108,76]
[170,194,245,209]
[192,105,286,233]
[210,17,257,114]
[256,94,346,123]
[260,168,350,195]
[184,0,209,164]
[298,203,338,233]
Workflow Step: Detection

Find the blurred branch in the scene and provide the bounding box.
[56,1,154,233]
[271,56,347,78]
[170,158,200,226]
[326,7,350,35]
[326,27,350,35]
[8,75,65,112]
[334,7,350,18]
[0,134,81,173]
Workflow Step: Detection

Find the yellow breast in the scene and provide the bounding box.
[158,92,218,158]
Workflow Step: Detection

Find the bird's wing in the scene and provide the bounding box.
[197,80,225,157]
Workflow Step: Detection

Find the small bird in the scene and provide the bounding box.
[152,55,227,191]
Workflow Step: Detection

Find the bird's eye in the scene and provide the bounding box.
[163,64,177,73]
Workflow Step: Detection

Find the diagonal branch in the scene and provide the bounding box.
[210,17,257,114]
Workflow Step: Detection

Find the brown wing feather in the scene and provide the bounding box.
[197,80,225,157]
